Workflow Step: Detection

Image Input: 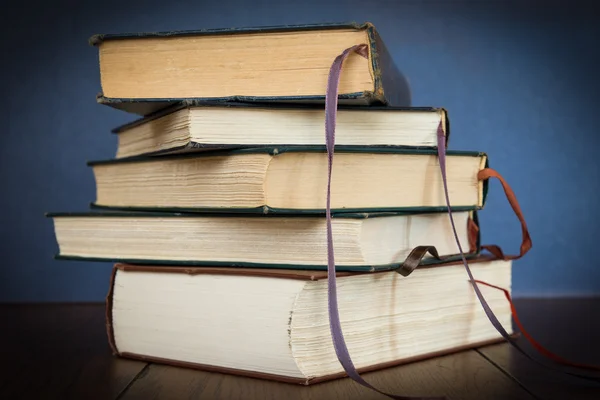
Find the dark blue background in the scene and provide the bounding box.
[1,0,599,302]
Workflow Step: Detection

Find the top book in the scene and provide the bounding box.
[90,22,410,115]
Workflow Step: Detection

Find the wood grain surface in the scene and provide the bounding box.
[0,299,598,400]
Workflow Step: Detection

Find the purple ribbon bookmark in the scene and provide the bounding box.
[323,45,599,400]
[324,44,445,400]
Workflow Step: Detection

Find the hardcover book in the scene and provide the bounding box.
[106,257,513,384]
[110,102,448,159]
[90,22,410,115]
[88,147,487,214]
[113,101,450,158]
[47,210,480,271]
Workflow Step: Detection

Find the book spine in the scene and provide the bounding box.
[366,25,411,107]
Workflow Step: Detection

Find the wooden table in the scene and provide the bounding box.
[1,299,598,400]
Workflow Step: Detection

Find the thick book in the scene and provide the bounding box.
[90,22,410,115]
[47,210,480,271]
[111,102,449,158]
[88,147,487,214]
[105,257,513,384]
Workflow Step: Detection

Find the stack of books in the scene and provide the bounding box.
[47,23,521,385]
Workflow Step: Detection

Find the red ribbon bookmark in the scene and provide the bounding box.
[475,280,600,372]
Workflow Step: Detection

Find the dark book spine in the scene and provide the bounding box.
[367,26,411,107]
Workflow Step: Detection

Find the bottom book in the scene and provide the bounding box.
[106,257,513,385]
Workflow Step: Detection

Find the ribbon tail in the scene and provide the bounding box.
[436,122,600,383]
[324,44,446,400]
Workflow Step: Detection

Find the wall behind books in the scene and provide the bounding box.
[0,0,598,301]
